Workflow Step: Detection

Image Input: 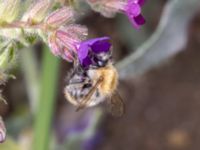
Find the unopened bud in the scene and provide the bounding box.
[45,7,74,29]
[62,48,74,62]
[0,0,20,24]
[48,33,62,56]
[0,117,6,143]
[86,0,126,18]
[22,0,51,24]
[0,42,16,71]
[48,33,74,62]
[56,25,88,51]
[47,24,87,62]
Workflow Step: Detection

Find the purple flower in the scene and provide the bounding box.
[77,37,111,68]
[86,0,146,29]
[124,0,146,29]
[82,131,103,150]
[54,109,103,149]
[55,109,91,143]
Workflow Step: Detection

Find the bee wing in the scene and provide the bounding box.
[107,91,125,117]
[76,77,103,111]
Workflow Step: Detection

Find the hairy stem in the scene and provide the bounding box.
[0,21,45,30]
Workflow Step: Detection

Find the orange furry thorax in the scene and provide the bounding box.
[95,66,118,95]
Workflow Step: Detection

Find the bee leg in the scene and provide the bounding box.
[73,57,78,67]
[76,76,103,111]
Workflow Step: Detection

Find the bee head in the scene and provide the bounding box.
[92,50,112,67]
[77,37,112,69]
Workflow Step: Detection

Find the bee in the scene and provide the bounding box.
[64,47,125,117]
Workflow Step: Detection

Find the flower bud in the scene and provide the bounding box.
[22,0,51,24]
[45,7,74,29]
[0,117,6,143]
[48,33,62,56]
[86,0,126,18]
[48,33,75,62]
[0,0,20,24]
[48,25,88,62]
[56,25,88,52]
[61,48,74,62]
[0,42,16,71]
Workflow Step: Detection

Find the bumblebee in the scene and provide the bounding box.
[64,39,124,117]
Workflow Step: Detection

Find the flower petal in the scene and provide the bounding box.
[90,37,111,53]
[137,0,146,6]
[77,37,111,67]
[78,43,90,61]
[134,14,146,25]
[126,2,141,17]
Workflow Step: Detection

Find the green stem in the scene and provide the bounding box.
[33,45,60,150]
[20,47,40,114]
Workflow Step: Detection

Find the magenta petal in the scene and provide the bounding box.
[129,15,145,29]
[125,0,146,29]
[134,14,145,25]
[128,14,145,29]
[137,0,146,6]
[126,2,141,17]
[78,44,90,62]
